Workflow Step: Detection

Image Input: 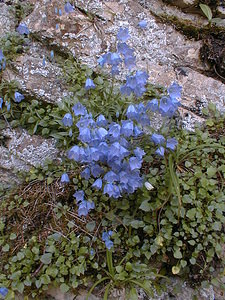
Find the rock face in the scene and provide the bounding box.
[0,0,224,299]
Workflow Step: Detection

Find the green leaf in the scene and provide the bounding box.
[207,167,217,177]
[130,220,145,229]
[28,116,36,123]
[139,200,151,212]
[186,208,196,219]
[200,4,212,21]
[174,249,182,259]
[86,221,96,232]
[2,244,9,252]
[47,177,53,185]
[172,266,180,274]
[40,253,52,265]
[60,283,70,293]
[9,233,17,240]
[129,287,138,300]
[190,257,196,265]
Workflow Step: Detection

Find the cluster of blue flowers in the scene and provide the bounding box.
[102,231,113,250]
[67,101,145,200]
[97,27,136,75]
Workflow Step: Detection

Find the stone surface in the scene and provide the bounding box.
[0,125,59,187]
[0,3,16,36]
[3,42,70,104]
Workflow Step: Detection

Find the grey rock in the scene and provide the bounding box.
[0,126,59,187]
[0,3,16,37]
[162,0,198,9]
[3,42,71,104]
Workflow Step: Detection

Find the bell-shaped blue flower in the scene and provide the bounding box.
[73,190,85,202]
[68,145,81,161]
[91,164,104,178]
[16,23,29,35]
[146,99,159,112]
[121,120,134,137]
[14,92,24,103]
[117,27,130,42]
[62,113,73,127]
[81,167,90,180]
[155,146,165,157]
[64,2,74,13]
[79,127,91,143]
[151,134,166,145]
[0,287,8,297]
[72,102,87,116]
[129,157,142,171]
[60,173,70,183]
[166,138,178,151]
[96,114,107,126]
[85,78,96,90]
[0,98,3,109]
[168,82,182,99]
[138,20,147,29]
[104,171,118,183]
[92,178,102,190]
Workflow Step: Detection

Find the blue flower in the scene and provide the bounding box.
[126,104,138,120]
[146,99,159,112]
[50,50,54,59]
[64,2,74,13]
[108,123,121,139]
[138,20,147,29]
[124,55,136,70]
[42,56,46,67]
[155,146,165,157]
[79,127,91,143]
[14,92,24,103]
[59,9,62,16]
[0,287,8,297]
[102,231,114,249]
[96,127,108,140]
[55,7,58,14]
[60,173,70,183]
[105,239,114,250]
[72,102,87,116]
[56,24,59,30]
[62,113,73,127]
[92,178,102,190]
[151,134,166,145]
[81,167,90,180]
[16,23,29,35]
[0,98,3,109]
[77,200,95,217]
[108,52,122,66]
[6,101,10,111]
[104,171,118,183]
[68,145,81,161]
[117,27,130,42]
[117,43,134,57]
[134,147,145,159]
[85,78,96,90]
[159,96,177,117]
[121,120,133,137]
[96,114,107,126]
[104,183,119,198]
[129,157,142,171]
[69,129,72,137]
[91,164,104,178]
[73,190,85,202]
[168,82,182,99]
[0,49,5,63]
[166,138,178,151]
